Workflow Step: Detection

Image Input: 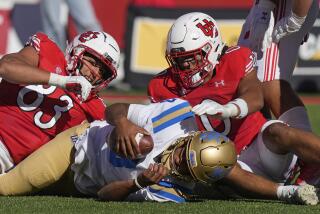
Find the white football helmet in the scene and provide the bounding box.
[65,31,120,92]
[166,12,225,90]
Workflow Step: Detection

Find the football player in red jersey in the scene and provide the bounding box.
[147,12,320,187]
[148,12,265,155]
[0,30,120,172]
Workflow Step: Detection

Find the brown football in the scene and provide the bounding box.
[135,133,154,158]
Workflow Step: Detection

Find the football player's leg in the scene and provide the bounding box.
[0,123,89,196]
[40,0,66,49]
[261,0,318,119]
[261,120,320,165]
[67,0,102,33]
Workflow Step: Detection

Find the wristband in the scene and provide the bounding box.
[228,98,249,119]
[290,10,306,27]
[48,73,66,88]
[134,177,144,189]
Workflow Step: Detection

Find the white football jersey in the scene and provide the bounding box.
[71,98,197,201]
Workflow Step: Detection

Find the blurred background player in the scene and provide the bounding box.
[238,0,318,129]
[237,0,319,187]
[40,0,102,50]
[0,30,120,173]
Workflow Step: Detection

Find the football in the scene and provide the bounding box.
[135,133,154,159]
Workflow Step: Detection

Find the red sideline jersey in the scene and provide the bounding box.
[0,33,106,163]
[148,46,266,153]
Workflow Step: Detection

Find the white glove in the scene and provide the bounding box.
[249,0,275,51]
[277,184,319,205]
[48,73,93,101]
[191,100,238,120]
[272,10,306,43]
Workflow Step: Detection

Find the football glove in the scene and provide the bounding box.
[49,73,92,101]
[249,0,276,51]
[191,100,238,119]
[272,10,306,43]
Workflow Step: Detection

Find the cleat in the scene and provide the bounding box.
[295,184,319,205]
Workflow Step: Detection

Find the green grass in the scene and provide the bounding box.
[1,196,320,214]
[307,105,320,135]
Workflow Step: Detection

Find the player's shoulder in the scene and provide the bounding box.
[149,68,171,83]
[220,45,255,70]
[25,32,60,53]
[223,45,253,58]
[148,68,171,95]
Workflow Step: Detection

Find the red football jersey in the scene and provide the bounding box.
[0,33,106,163]
[148,46,266,153]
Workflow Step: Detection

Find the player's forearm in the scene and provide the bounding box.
[238,72,264,115]
[223,164,277,199]
[97,180,140,201]
[239,90,264,115]
[0,54,50,85]
[292,0,313,17]
[105,103,130,125]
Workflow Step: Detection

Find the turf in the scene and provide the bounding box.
[1,196,320,214]
[307,105,320,134]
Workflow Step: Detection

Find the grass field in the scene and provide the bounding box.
[1,90,320,213]
[1,196,320,214]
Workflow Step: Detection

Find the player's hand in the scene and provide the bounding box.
[111,118,150,159]
[192,100,236,119]
[64,76,93,101]
[48,73,93,101]
[136,163,169,187]
[249,0,275,51]
[272,11,306,43]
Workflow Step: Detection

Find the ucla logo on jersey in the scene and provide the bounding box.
[152,101,194,133]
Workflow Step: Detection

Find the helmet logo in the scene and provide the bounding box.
[189,150,197,167]
[196,19,217,38]
[78,31,100,43]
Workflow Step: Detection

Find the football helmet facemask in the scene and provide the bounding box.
[166,12,225,90]
[65,31,120,92]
